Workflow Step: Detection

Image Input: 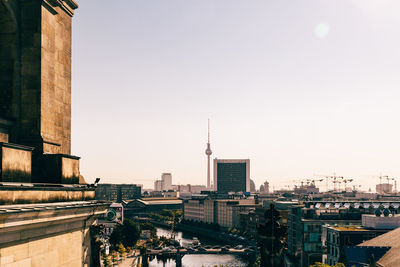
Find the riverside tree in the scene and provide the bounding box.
[109,219,140,248]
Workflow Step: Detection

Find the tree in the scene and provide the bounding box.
[109,219,140,248]
[102,253,112,267]
[117,243,127,258]
[257,204,287,267]
[140,222,157,238]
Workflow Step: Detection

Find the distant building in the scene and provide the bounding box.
[264,181,270,194]
[376,183,393,194]
[213,159,250,193]
[124,197,182,217]
[154,180,163,191]
[163,191,179,198]
[153,173,173,191]
[184,197,207,222]
[162,173,172,191]
[183,196,259,228]
[191,185,207,193]
[176,184,207,194]
[95,184,141,202]
[250,179,256,192]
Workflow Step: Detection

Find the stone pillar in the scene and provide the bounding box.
[0,0,83,184]
[0,0,78,155]
[20,0,78,155]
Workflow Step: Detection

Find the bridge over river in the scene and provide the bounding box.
[143,248,256,267]
[147,247,253,256]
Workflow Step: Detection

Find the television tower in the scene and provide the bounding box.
[205,119,212,189]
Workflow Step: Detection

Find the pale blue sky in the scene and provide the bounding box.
[71,0,400,191]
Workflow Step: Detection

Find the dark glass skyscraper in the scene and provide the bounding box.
[214,159,250,193]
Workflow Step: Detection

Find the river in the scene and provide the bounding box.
[148,228,250,267]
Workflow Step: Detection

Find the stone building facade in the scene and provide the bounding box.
[0,0,80,183]
[0,201,108,267]
[0,1,111,267]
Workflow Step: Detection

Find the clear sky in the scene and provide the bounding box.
[71,0,400,191]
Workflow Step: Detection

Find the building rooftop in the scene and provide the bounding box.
[358,226,400,267]
[137,198,182,205]
[235,203,261,207]
[327,225,369,232]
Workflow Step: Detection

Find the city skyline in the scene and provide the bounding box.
[71,0,400,190]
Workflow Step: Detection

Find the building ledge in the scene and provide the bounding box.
[0,184,96,205]
[0,200,109,246]
[0,142,34,151]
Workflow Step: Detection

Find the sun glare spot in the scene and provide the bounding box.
[314,23,330,38]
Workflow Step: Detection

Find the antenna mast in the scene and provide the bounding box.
[205,119,213,189]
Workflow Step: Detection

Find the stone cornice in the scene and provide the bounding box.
[42,0,79,17]
[0,142,34,151]
[0,201,108,245]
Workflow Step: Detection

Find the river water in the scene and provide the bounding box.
[148,228,250,267]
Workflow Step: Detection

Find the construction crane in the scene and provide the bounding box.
[331,176,344,192]
[388,178,397,194]
[353,184,362,191]
[306,179,323,186]
[291,179,307,188]
[342,179,353,191]
[314,174,343,192]
[379,175,389,185]
[283,185,292,190]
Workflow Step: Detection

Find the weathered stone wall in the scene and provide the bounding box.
[19,0,43,147]
[40,4,72,154]
[0,187,95,205]
[0,3,17,121]
[0,201,108,267]
[62,156,79,183]
[0,229,86,267]
[37,154,80,184]
[0,0,77,155]
[0,145,32,182]
[0,134,8,143]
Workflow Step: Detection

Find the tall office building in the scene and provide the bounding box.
[213,159,250,193]
[161,173,172,191]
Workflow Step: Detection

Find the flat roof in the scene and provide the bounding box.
[215,159,249,163]
[137,198,182,205]
[327,225,369,232]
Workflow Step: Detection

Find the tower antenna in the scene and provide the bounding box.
[208,118,210,143]
[205,119,213,189]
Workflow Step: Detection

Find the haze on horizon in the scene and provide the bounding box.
[71,0,400,191]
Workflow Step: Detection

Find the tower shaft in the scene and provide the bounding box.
[207,154,211,189]
[205,119,212,189]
